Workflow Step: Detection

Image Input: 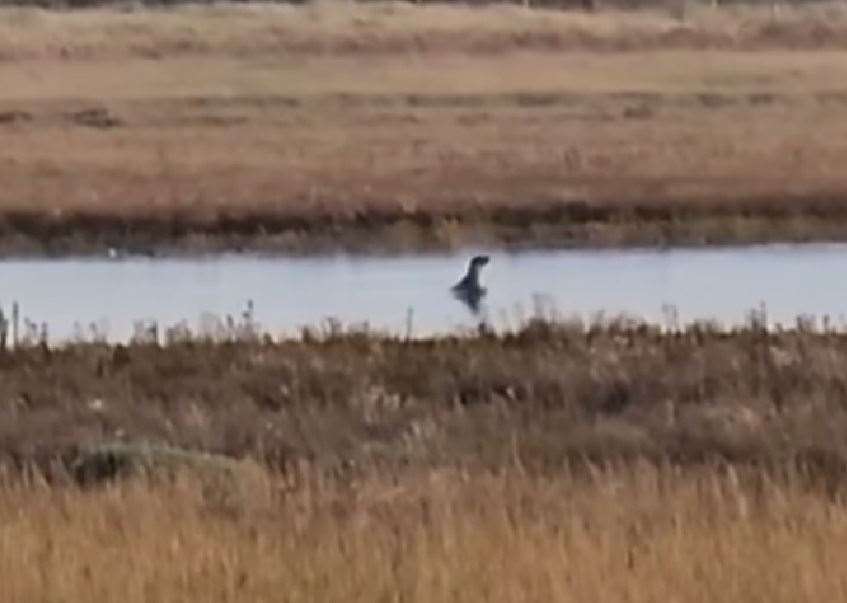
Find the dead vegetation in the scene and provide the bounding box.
[4,321,847,599]
[1,3,847,252]
[5,86,847,253]
[1,321,847,599]
[0,320,846,478]
[3,463,847,602]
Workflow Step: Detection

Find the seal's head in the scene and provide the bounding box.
[470,255,490,269]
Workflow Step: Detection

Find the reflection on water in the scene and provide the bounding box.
[2,244,847,342]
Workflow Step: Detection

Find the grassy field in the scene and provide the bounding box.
[3,465,847,602]
[8,5,847,596]
[3,3,847,252]
[1,323,847,599]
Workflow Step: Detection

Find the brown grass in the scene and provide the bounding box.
[3,4,847,251]
[3,80,847,252]
[8,53,847,250]
[3,323,847,599]
[6,2,847,60]
[3,463,847,601]
[3,321,847,476]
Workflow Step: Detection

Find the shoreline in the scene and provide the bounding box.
[0,203,845,256]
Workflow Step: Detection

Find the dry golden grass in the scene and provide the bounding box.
[3,328,847,598]
[3,3,847,250]
[2,76,847,251]
[2,463,847,601]
[6,50,847,99]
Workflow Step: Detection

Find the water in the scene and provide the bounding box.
[3,244,847,342]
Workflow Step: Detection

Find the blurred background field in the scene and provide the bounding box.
[2,3,847,251]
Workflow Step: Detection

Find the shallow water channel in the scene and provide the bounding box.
[3,244,847,343]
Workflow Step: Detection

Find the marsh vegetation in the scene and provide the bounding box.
[0,321,847,599]
[4,2,847,598]
[3,3,847,252]
[0,319,845,476]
